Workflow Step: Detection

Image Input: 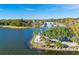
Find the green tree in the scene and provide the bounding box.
[42,27,75,40]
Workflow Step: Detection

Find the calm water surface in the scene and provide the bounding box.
[0,28,79,55]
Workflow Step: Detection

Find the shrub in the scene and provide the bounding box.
[76,40,79,44]
[71,37,77,43]
[40,35,46,41]
[33,31,38,36]
[31,37,35,46]
[45,41,52,47]
[54,41,63,48]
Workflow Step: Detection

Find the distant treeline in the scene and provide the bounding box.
[0,19,33,27]
[0,19,44,27]
[0,18,78,27]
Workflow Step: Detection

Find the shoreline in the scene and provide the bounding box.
[30,40,79,51]
[0,25,34,29]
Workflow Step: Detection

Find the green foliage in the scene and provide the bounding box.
[0,19,33,27]
[76,40,79,44]
[42,27,74,39]
[0,19,43,28]
[33,31,38,36]
[45,40,52,47]
[71,37,79,44]
[71,37,77,43]
[54,41,63,48]
[31,37,35,46]
[40,35,46,41]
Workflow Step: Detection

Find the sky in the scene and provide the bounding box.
[0,4,79,19]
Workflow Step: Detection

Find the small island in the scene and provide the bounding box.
[30,18,79,51]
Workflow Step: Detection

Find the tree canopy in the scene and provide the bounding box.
[42,27,75,40]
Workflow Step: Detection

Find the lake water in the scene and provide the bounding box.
[0,28,79,55]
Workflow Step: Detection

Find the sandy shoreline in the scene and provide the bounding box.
[0,25,32,29]
[30,40,79,51]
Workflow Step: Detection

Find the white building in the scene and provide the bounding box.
[41,22,66,28]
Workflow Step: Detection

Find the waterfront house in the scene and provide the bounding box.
[41,22,66,28]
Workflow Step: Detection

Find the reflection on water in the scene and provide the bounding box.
[0,28,79,55]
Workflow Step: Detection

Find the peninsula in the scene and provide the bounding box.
[31,18,79,51]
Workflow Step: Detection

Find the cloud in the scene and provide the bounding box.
[24,8,34,11]
[62,4,79,10]
[51,4,79,12]
[65,5,79,13]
